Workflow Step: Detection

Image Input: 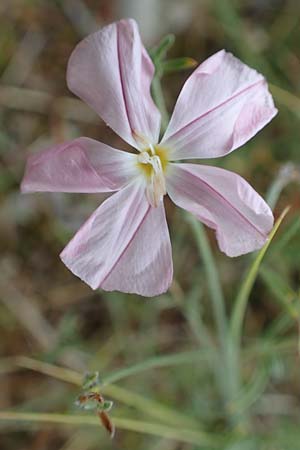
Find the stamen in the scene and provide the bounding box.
[151,155,163,173]
[137,147,168,208]
[148,143,155,156]
[138,151,151,164]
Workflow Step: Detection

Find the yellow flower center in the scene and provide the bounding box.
[137,145,169,208]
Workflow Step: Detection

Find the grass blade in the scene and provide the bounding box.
[230,207,290,346]
[0,411,220,447]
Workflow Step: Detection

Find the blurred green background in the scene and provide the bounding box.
[0,0,300,449]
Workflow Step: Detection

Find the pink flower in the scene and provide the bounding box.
[21,19,277,297]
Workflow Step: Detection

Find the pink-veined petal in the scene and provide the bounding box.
[60,182,173,296]
[21,138,138,194]
[67,19,161,149]
[167,163,274,256]
[161,50,277,160]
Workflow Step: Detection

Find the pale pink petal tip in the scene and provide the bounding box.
[162,50,277,160]
[167,164,274,257]
[67,18,161,149]
[60,183,173,297]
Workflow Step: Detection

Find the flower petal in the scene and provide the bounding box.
[167,163,274,256]
[161,50,277,160]
[67,19,161,149]
[21,138,137,193]
[60,182,173,296]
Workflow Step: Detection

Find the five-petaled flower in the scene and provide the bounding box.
[21,19,277,297]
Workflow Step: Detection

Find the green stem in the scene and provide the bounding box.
[189,217,228,345]
[188,217,237,417]
[151,74,169,133]
[184,286,215,351]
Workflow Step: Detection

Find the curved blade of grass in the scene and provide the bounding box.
[0,411,220,448]
[102,349,211,385]
[264,314,294,340]
[230,363,270,415]
[245,336,296,359]
[230,207,290,346]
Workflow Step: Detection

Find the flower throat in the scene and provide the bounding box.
[137,145,169,208]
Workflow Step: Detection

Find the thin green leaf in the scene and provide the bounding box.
[97,400,113,412]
